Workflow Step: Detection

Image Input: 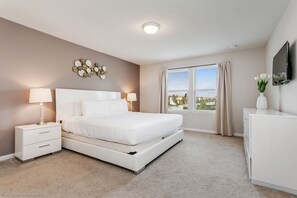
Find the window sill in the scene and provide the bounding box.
[167,110,190,114]
[167,110,216,115]
[192,110,216,115]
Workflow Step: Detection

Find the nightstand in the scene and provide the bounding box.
[15,122,61,162]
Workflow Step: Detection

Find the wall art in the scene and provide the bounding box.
[72,59,107,79]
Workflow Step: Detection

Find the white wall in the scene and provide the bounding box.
[140,48,265,134]
[265,0,297,115]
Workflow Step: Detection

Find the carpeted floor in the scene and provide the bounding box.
[0,131,296,198]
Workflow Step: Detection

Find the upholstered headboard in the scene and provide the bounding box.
[55,88,121,123]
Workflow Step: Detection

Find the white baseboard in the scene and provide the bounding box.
[252,179,297,196]
[0,153,15,162]
[182,127,216,134]
[182,127,243,138]
[234,133,244,137]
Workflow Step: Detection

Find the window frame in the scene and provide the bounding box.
[166,64,218,113]
[194,65,218,112]
[167,68,190,112]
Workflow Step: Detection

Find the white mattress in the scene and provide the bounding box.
[62,131,178,153]
[62,112,183,145]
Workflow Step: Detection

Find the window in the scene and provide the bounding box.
[167,65,217,112]
[195,66,217,110]
[167,70,189,111]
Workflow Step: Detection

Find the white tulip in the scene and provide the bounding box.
[260,73,268,80]
[254,76,259,81]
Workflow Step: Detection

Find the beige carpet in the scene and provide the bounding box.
[0,131,296,198]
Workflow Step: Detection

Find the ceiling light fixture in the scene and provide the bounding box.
[142,22,160,35]
[230,44,239,49]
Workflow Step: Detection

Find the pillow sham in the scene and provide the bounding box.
[81,100,110,116]
[109,99,128,114]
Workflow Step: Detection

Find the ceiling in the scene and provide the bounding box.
[0,0,290,65]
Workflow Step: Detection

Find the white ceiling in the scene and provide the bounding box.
[0,0,290,65]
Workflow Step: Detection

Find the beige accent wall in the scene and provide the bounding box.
[0,18,140,157]
[265,0,297,114]
[140,48,265,134]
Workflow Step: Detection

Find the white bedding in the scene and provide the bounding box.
[62,131,178,153]
[62,112,182,145]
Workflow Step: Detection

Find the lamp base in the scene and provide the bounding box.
[130,101,133,112]
[37,121,47,125]
[38,103,46,125]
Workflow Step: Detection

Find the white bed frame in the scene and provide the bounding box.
[55,88,183,174]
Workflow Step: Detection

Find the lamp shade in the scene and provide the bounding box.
[127,93,137,102]
[29,88,52,103]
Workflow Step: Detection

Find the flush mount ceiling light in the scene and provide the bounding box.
[230,44,239,49]
[142,22,160,35]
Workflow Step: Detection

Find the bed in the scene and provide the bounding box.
[55,88,183,173]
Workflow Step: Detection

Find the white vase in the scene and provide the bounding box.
[256,93,267,110]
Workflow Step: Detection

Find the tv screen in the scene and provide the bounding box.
[272,41,291,86]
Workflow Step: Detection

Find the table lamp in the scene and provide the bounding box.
[127,93,137,112]
[29,88,52,125]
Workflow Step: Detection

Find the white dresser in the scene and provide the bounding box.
[243,108,297,195]
[15,122,61,161]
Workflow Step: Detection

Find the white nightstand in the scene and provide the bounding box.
[15,122,61,162]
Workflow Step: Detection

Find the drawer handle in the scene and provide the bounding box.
[39,144,50,148]
[39,131,50,134]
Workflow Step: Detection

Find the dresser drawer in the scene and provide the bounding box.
[22,138,61,160]
[23,126,61,145]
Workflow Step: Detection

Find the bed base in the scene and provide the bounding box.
[62,129,183,174]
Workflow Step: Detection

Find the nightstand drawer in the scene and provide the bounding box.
[23,126,61,145]
[22,138,61,160]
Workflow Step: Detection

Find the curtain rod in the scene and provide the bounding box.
[167,63,218,70]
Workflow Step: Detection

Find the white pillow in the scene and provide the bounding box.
[109,99,128,114]
[81,100,110,116]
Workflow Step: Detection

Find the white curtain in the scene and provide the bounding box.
[159,71,167,113]
[216,62,233,136]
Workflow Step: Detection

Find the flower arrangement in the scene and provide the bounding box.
[254,73,270,93]
[273,72,287,85]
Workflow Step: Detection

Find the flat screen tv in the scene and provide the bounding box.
[272,41,292,86]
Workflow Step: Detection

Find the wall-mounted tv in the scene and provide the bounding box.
[272,41,292,86]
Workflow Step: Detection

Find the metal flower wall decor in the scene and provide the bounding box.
[72,59,107,79]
